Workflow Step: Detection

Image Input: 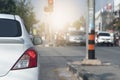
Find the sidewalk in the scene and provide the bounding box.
[67,61,120,80]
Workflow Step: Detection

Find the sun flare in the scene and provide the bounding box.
[50,3,75,32]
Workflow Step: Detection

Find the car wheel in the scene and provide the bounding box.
[97,43,101,47]
[111,44,113,47]
[106,44,109,47]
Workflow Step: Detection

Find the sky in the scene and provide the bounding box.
[96,0,113,11]
[31,0,87,21]
[31,0,114,30]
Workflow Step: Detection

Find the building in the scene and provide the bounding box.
[95,2,114,32]
[95,10,114,32]
[114,0,120,18]
[95,10,102,32]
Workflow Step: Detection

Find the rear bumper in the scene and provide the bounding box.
[68,39,85,43]
[0,67,39,80]
[97,39,113,44]
[97,41,113,44]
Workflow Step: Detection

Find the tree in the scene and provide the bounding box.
[0,0,38,33]
[0,0,16,14]
[113,18,120,32]
[15,0,38,32]
[72,16,86,30]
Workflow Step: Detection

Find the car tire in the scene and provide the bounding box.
[97,43,101,47]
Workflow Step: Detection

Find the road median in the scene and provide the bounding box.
[67,61,120,80]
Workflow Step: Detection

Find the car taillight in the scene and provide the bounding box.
[11,48,37,70]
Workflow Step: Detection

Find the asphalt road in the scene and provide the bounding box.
[36,46,120,80]
[95,46,120,65]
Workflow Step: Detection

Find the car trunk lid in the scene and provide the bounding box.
[0,38,26,76]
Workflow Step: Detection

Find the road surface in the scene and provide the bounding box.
[36,46,120,80]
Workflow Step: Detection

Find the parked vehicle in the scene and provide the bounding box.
[0,14,41,80]
[66,31,86,45]
[96,31,113,46]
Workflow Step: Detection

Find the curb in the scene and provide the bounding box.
[77,72,100,80]
[67,63,100,80]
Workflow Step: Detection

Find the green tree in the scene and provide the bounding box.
[73,16,86,30]
[0,0,16,14]
[15,0,38,32]
[73,20,82,29]
[0,0,38,33]
[113,19,120,32]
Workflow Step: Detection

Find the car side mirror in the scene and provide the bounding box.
[33,36,42,45]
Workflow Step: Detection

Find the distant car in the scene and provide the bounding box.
[96,31,113,46]
[66,31,86,45]
[0,14,41,80]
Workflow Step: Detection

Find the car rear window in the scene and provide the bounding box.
[99,33,110,36]
[70,31,85,36]
[0,19,21,37]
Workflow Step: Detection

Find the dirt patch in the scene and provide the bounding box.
[54,68,77,80]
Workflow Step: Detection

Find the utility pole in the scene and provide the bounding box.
[82,0,101,65]
[87,0,95,59]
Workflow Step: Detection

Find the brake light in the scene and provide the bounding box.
[11,48,37,70]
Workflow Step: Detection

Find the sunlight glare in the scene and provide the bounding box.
[51,3,75,32]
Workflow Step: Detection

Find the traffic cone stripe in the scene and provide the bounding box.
[88,44,95,50]
[89,34,95,40]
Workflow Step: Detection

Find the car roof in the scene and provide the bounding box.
[0,14,15,20]
[98,31,110,34]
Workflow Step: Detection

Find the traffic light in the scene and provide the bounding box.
[48,0,53,5]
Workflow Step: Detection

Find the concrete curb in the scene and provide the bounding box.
[77,72,100,80]
[67,63,100,80]
[67,62,120,80]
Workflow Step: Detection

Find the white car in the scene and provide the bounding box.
[66,31,86,45]
[0,14,41,80]
[96,31,113,46]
